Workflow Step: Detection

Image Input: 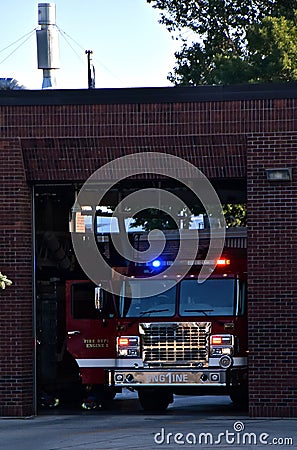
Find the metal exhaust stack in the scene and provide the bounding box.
[36,3,60,89]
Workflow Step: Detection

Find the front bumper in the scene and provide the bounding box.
[109,368,227,387]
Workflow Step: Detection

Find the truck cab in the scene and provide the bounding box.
[109,248,247,411]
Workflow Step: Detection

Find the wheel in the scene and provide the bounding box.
[138,388,173,412]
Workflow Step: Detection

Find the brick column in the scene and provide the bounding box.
[247,133,297,417]
[0,139,34,416]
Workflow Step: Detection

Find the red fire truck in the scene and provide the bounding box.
[66,228,247,411]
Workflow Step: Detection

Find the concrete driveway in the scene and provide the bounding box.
[0,391,295,449]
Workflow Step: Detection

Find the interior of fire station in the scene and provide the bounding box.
[34,178,246,410]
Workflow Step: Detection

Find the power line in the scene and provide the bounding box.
[0,32,36,66]
[58,28,85,66]
[56,25,85,53]
[57,25,125,84]
[92,54,124,85]
[0,28,37,54]
[0,23,125,85]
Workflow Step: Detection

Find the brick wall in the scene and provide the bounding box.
[0,138,33,417]
[247,133,297,417]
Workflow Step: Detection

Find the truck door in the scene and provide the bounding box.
[66,280,117,384]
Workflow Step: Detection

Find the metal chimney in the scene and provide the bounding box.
[36,3,60,89]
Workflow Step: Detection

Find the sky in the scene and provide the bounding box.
[0,0,182,90]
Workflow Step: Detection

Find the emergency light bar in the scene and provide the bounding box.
[145,258,231,267]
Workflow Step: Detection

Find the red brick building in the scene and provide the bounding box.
[0,84,297,417]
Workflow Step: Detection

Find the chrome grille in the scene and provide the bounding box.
[139,322,211,367]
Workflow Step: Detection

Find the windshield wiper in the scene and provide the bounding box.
[127,308,169,327]
[183,309,225,326]
[139,308,169,316]
[184,309,214,315]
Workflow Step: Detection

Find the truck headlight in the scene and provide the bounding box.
[210,334,234,357]
[117,336,140,357]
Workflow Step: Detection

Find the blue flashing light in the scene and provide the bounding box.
[151,259,162,268]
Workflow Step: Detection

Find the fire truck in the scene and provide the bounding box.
[66,227,247,411]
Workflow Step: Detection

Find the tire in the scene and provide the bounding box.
[138,388,173,412]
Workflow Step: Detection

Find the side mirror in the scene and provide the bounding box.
[95,285,104,312]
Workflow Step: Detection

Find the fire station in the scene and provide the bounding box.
[0,82,297,418]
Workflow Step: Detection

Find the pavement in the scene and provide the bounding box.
[0,392,296,450]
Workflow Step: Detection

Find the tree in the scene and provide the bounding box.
[130,203,246,231]
[147,0,297,85]
[223,204,246,227]
[0,78,25,90]
[0,272,12,289]
[247,16,297,82]
[130,207,193,231]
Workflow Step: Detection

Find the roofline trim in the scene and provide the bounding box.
[1,82,297,106]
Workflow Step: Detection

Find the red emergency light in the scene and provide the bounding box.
[216,259,230,266]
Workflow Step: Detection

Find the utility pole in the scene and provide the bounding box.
[85,50,95,89]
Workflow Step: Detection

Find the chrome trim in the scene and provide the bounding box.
[116,358,143,368]
[219,355,232,368]
[209,356,247,367]
[139,321,211,367]
[76,358,143,368]
[75,356,248,369]
[112,369,227,387]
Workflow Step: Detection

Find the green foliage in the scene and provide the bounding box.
[247,16,297,82]
[223,204,246,227]
[0,272,12,289]
[147,0,297,84]
[130,207,192,231]
[129,204,246,231]
[0,78,25,90]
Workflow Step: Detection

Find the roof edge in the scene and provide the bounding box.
[1,82,297,106]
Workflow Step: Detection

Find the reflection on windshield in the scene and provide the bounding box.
[179,279,235,316]
[118,280,176,318]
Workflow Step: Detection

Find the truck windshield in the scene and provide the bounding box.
[118,279,176,318]
[179,279,236,317]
